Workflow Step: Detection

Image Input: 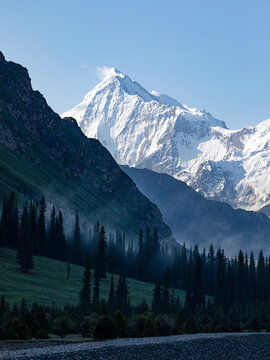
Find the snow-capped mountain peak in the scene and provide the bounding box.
[62,69,270,214]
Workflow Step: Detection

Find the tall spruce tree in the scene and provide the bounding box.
[152,282,162,314]
[114,275,126,311]
[108,274,115,312]
[162,267,170,313]
[48,206,56,258]
[0,195,7,247]
[17,204,34,272]
[0,192,19,249]
[29,202,38,255]
[215,248,226,308]
[185,262,193,310]
[37,196,46,256]
[72,210,82,265]
[7,192,19,249]
[257,250,265,301]
[237,250,245,305]
[193,254,205,309]
[249,251,256,303]
[79,253,91,315]
[92,273,100,312]
[94,225,107,279]
[54,211,66,261]
[137,229,144,279]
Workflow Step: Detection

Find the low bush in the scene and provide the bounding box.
[35,329,50,339]
[94,316,116,340]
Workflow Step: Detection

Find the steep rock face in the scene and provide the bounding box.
[62,68,270,214]
[122,165,270,255]
[0,52,172,239]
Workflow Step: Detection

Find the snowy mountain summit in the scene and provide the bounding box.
[62,68,270,214]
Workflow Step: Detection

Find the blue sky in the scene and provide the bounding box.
[1,0,270,129]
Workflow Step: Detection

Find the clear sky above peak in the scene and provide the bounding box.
[1,0,270,129]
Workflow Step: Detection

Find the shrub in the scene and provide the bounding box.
[184,317,198,334]
[249,317,261,332]
[114,311,128,338]
[143,316,156,337]
[94,317,116,340]
[97,300,108,316]
[197,315,212,333]
[35,306,48,330]
[52,316,75,338]
[229,318,241,332]
[35,329,49,339]
[0,326,6,340]
[20,311,40,337]
[155,315,173,336]
[80,314,100,337]
[211,321,229,333]
[174,316,184,334]
[7,319,31,340]
[128,315,147,337]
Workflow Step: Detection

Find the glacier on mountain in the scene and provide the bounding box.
[62,68,270,214]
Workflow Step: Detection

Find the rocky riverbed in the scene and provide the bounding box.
[0,333,269,360]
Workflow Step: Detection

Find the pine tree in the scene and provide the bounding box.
[20,298,28,315]
[180,243,188,288]
[108,275,114,311]
[7,192,19,249]
[193,254,205,309]
[0,193,19,249]
[54,211,66,260]
[29,202,38,255]
[185,262,193,310]
[48,206,56,258]
[257,250,265,301]
[215,248,226,308]
[137,229,144,279]
[79,253,91,315]
[249,251,256,303]
[152,227,160,255]
[17,204,34,272]
[152,282,162,314]
[114,274,129,312]
[92,273,100,312]
[206,244,215,296]
[94,225,107,279]
[37,196,46,256]
[72,210,82,265]
[0,195,7,247]
[122,274,129,308]
[144,226,151,261]
[162,267,170,313]
[237,250,245,305]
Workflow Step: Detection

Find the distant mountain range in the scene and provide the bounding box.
[0,52,173,242]
[121,165,270,255]
[62,68,270,215]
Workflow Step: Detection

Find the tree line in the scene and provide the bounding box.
[2,192,270,338]
[0,192,168,280]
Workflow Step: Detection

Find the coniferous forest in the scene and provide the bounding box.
[1,192,270,340]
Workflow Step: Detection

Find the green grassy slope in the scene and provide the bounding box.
[0,248,187,307]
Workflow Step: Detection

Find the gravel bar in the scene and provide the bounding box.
[0,333,269,360]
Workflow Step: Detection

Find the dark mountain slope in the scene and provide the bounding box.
[0,51,172,239]
[121,165,270,254]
